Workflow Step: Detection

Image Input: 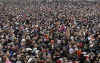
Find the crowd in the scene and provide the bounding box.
[0,1,100,63]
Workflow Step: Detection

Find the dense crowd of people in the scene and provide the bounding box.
[0,1,100,63]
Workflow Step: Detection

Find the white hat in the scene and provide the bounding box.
[26,48,32,51]
[21,39,26,42]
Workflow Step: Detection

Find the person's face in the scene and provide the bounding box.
[21,42,25,46]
